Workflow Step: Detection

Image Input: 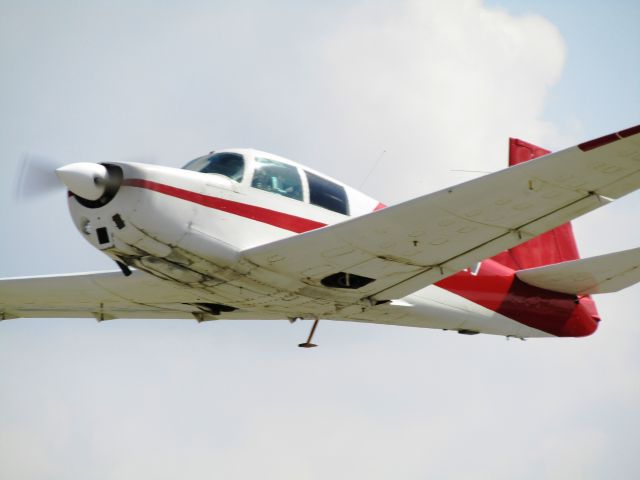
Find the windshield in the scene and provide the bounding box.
[251,157,302,200]
[182,152,245,182]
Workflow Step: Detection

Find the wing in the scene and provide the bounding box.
[0,270,276,321]
[244,125,640,302]
[516,247,640,295]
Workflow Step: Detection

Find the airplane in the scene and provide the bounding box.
[1,125,640,347]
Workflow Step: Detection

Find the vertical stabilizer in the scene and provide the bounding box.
[492,139,581,269]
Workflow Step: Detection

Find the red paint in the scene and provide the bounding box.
[373,202,387,211]
[618,124,640,138]
[578,133,620,152]
[509,138,550,163]
[577,124,640,150]
[122,178,327,233]
[436,260,598,337]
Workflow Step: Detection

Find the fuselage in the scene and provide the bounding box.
[65,148,599,338]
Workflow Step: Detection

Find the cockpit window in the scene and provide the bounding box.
[251,157,302,200]
[182,152,244,182]
[305,171,349,215]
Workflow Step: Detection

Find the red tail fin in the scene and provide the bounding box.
[492,139,581,270]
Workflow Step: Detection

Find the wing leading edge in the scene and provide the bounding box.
[0,270,277,321]
[243,125,640,303]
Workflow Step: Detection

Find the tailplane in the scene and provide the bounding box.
[517,247,640,295]
[492,138,581,269]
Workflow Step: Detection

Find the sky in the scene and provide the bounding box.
[0,0,639,478]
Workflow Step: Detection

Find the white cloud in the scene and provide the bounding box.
[321,0,567,202]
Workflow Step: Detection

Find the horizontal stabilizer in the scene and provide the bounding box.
[516,247,640,295]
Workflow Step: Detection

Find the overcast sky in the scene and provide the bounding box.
[1,1,639,478]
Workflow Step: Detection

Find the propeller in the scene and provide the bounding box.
[14,154,64,201]
[15,155,117,202]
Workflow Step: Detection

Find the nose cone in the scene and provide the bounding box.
[56,163,108,200]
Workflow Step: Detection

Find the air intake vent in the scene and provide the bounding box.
[96,227,110,245]
[321,272,375,289]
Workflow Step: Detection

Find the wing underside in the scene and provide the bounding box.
[0,270,280,321]
[243,125,640,303]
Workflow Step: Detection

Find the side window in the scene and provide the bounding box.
[251,157,303,200]
[182,152,244,182]
[306,171,349,215]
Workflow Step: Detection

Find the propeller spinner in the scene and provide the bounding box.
[56,163,110,201]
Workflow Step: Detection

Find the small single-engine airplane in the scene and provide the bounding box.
[2,125,640,347]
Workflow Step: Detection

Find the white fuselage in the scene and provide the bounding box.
[66,149,550,338]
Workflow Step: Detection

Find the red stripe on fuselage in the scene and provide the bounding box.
[122,178,327,233]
